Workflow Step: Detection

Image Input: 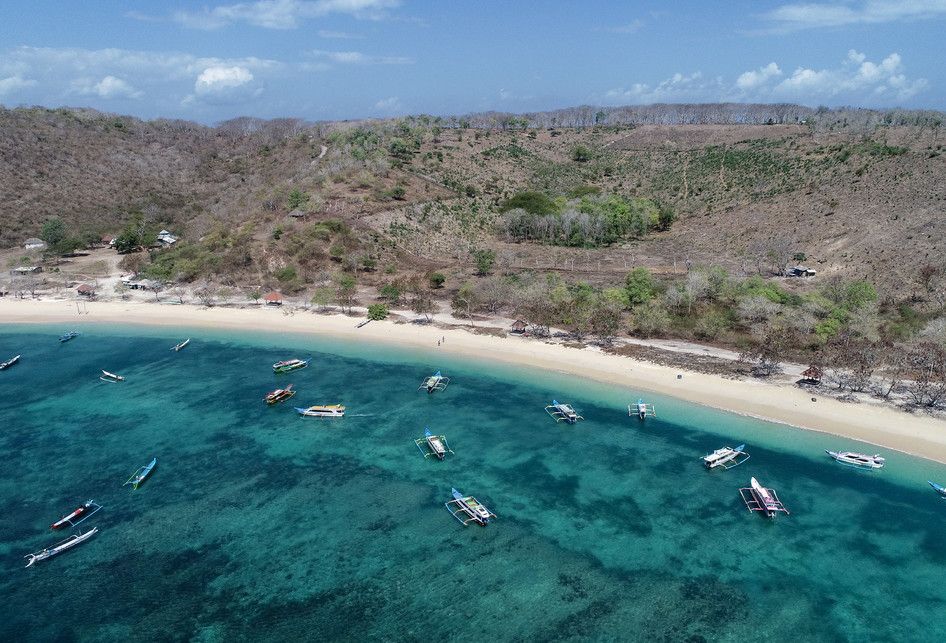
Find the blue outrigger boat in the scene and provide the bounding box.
[445,488,496,526]
[414,428,453,460]
[929,481,946,498]
[123,457,157,490]
[59,331,80,343]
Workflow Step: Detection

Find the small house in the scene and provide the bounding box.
[263,292,283,306]
[787,266,817,278]
[287,209,308,220]
[10,266,42,276]
[157,230,178,246]
[510,320,528,335]
[24,238,46,250]
[800,365,823,384]
[77,284,95,297]
[101,234,116,247]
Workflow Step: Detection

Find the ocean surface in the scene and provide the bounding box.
[2,323,946,642]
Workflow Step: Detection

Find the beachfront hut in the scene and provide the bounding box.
[263,292,283,306]
[77,284,95,297]
[800,365,823,384]
[24,238,46,250]
[157,230,178,246]
[510,320,528,335]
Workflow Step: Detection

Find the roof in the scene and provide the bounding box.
[24,238,43,244]
[263,291,283,302]
[287,209,307,217]
[77,284,95,293]
[511,319,528,329]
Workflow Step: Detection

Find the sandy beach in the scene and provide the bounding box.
[3,297,946,464]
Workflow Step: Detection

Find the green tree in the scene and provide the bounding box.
[428,272,446,289]
[311,285,333,310]
[473,249,496,276]
[41,217,66,248]
[335,273,357,313]
[287,189,310,210]
[388,138,415,166]
[367,303,389,320]
[114,229,141,254]
[379,283,401,304]
[571,145,592,162]
[625,268,656,307]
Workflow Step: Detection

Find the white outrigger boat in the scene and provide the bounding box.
[739,477,789,518]
[629,399,656,420]
[0,354,20,370]
[24,528,98,567]
[545,399,583,424]
[100,370,125,382]
[445,488,496,526]
[825,450,885,470]
[171,338,190,352]
[295,404,346,418]
[703,444,750,470]
[420,370,449,393]
[415,428,454,460]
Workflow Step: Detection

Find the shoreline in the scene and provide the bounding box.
[4,297,946,465]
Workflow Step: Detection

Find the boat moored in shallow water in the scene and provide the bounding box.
[296,404,345,417]
[826,450,885,470]
[739,477,789,518]
[420,370,449,393]
[273,358,309,373]
[124,457,157,489]
[445,488,496,526]
[172,339,190,352]
[415,428,454,460]
[51,500,102,530]
[545,399,583,424]
[25,528,98,567]
[0,354,19,370]
[265,383,295,405]
[929,481,946,498]
[59,331,80,343]
[703,444,750,470]
[100,370,125,382]
[629,399,656,420]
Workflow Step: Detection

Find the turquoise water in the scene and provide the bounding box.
[2,324,946,642]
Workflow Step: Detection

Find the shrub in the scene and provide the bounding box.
[379,283,401,303]
[473,249,496,276]
[367,304,389,320]
[287,189,310,210]
[625,268,656,307]
[275,266,297,282]
[630,300,670,337]
[571,145,592,162]
[500,191,559,216]
[429,272,446,289]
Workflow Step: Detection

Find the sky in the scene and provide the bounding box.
[0,0,944,124]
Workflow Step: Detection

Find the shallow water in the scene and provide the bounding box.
[1,324,945,642]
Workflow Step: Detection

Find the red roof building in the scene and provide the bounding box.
[263,291,283,305]
[77,284,95,296]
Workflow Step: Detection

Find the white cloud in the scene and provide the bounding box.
[606,71,725,103]
[374,96,401,111]
[0,74,37,96]
[76,76,143,99]
[308,49,412,64]
[736,62,782,90]
[174,0,400,30]
[601,19,643,34]
[772,50,927,101]
[317,29,362,38]
[765,0,946,30]
[195,66,254,95]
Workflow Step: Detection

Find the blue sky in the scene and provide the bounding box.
[0,0,943,123]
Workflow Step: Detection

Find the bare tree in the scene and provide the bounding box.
[169,285,187,304]
[195,284,218,307]
[740,325,787,377]
[903,342,946,408]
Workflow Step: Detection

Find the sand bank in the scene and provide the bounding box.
[3,297,946,464]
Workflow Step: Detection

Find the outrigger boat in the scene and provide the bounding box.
[420,370,449,393]
[51,500,102,530]
[265,383,296,405]
[24,528,98,567]
[295,404,345,418]
[825,450,885,470]
[273,358,309,374]
[545,399,583,424]
[59,331,80,343]
[445,488,496,526]
[172,338,190,352]
[123,457,157,489]
[100,370,125,382]
[928,481,946,498]
[0,354,20,370]
[739,477,789,518]
[703,444,750,470]
[629,399,656,420]
[415,428,454,460]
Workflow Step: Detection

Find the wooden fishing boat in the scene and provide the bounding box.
[295,404,345,418]
[172,338,190,352]
[628,399,656,420]
[0,354,20,370]
[545,399,583,424]
[445,488,496,526]
[273,358,309,373]
[59,331,80,343]
[265,384,295,405]
[51,500,102,530]
[739,477,789,518]
[825,450,885,470]
[703,444,750,470]
[415,428,454,460]
[928,481,946,498]
[25,528,98,567]
[100,370,125,382]
[419,370,449,393]
[123,457,157,489]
